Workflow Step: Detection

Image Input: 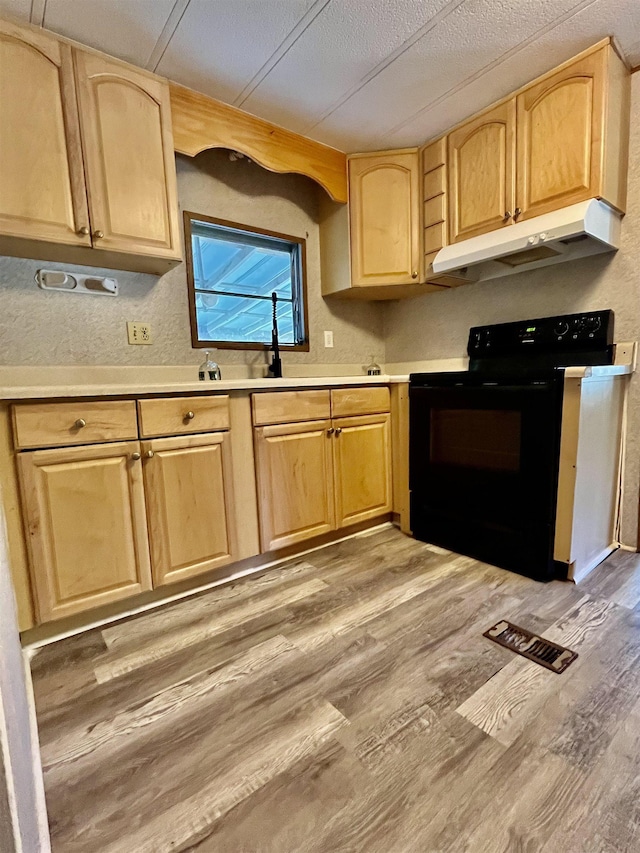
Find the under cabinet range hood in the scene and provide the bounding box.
[432,199,622,283]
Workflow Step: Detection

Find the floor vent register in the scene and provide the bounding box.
[483,620,578,673]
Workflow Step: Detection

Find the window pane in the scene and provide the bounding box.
[195,292,295,345]
[187,215,306,348]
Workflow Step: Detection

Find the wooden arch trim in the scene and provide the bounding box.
[169,82,348,204]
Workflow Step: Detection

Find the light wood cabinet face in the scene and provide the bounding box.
[142,433,237,586]
[73,50,180,259]
[0,21,90,247]
[254,420,335,551]
[516,51,606,221]
[333,414,392,528]
[349,152,420,286]
[448,101,516,243]
[18,441,152,622]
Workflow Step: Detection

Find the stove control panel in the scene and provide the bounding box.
[468,310,614,364]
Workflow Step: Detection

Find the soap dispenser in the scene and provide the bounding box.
[198,351,222,381]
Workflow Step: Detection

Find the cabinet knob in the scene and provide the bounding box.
[130,451,141,461]
[514,207,522,221]
[93,230,104,239]
[145,449,154,459]
[74,418,86,429]
[334,427,342,436]
[411,271,418,279]
[503,211,512,222]
[327,427,335,436]
[78,226,90,236]
[185,411,195,420]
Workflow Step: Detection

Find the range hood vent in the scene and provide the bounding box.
[432,199,622,284]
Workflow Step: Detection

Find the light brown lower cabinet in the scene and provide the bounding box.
[141,432,237,586]
[17,440,152,622]
[254,419,336,551]
[254,413,392,551]
[333,413,392,527]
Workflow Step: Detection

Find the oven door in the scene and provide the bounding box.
[409,376,563,580]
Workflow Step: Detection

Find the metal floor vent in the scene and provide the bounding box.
[483,620,578,674]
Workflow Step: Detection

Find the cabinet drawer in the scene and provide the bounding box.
[12,400,137,449]
[137,395,229,437]
[331,387,390,418]
[252,390,331,426]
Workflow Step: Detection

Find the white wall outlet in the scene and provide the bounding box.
[127,321,153,345]
[324,330,334,348]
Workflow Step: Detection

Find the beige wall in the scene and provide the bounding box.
[385,73,640,547]
[0,149,384,371]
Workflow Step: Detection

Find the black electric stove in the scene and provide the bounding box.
[409,310,614,581]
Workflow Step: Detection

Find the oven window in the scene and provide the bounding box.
[430,409,521,472]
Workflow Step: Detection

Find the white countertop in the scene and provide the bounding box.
[0,345,633,400]
[0,373,410,401]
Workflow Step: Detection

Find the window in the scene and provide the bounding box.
[185,212,308,350]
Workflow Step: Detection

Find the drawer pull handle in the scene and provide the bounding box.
[93,229,104,239]
[130,452,141,461]
[78,226,90,236]
[334,427,342,436]
[327,427,334,436]
[74,418,86,429]
[411,271,418,279]
[185,411,195,420]
[145,450,154,459]
[514,208,522,221]
[503,211,511,222]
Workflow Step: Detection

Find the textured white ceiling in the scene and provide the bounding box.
[2,0,639,152]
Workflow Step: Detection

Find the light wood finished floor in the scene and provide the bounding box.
[31,527,640,852]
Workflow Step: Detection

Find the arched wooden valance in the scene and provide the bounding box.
[169,83,348,203]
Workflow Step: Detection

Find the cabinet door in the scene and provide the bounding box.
[254,420,335,551]
[18,442,152,622]
[349,151,421,286]
[333,414,392,528]
[516,50,606,221]
[142,433,237,586]
[0,20,90,248]
[73,50,181,260]
[448,100,516,243]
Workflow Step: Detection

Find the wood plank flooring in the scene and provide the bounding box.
[30,528,640,852]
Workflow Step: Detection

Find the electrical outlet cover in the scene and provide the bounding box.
[127,322,153,345]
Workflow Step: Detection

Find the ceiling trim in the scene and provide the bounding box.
[147,0,191,71]
[234,0,332,107]
[386,0,599,141]
[303,0,468,135]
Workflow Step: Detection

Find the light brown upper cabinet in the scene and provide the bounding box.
[448,101,516,244]
[0,18,181,274]
[516,46,627,220]
[348,150,421,287]
[447,41,629,242]
[0,20,90,250]
[73,50,181,263]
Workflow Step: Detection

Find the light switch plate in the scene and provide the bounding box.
[127,322,153,345]
[324,330,334,348]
